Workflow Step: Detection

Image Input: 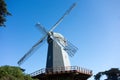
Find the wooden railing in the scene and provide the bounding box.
[30,66,92,77]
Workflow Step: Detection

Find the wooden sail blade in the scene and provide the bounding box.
[49,2,76,32]
[18,35,47,65]
[64,40,78,57]
[35,23,48,35]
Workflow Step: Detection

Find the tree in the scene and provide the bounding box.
[94,68,120,80]
[0,65,39,80]
[0,0,11,27]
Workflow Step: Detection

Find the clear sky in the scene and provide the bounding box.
[0,0,120,80]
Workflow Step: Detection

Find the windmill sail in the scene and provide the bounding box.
[18,35,47,65]
[64,40,78,57]
[49,3,76,32]
[36,23,48,35]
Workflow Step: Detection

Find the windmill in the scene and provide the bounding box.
[18,2,78,72]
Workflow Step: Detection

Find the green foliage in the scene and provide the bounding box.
[0,65,39,80]
[94,68,120,80]
[0,0,11,27]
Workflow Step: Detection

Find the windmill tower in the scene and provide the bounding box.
[46,32,71,72]
[18,1,92,80]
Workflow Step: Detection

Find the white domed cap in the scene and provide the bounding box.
[52,32,66,46]
[53,32,65,40]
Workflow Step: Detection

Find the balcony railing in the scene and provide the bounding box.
[30,66,92,77]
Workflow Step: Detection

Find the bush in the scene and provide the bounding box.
[0,65,38,80]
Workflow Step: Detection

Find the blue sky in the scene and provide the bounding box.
[0,0,120,79]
